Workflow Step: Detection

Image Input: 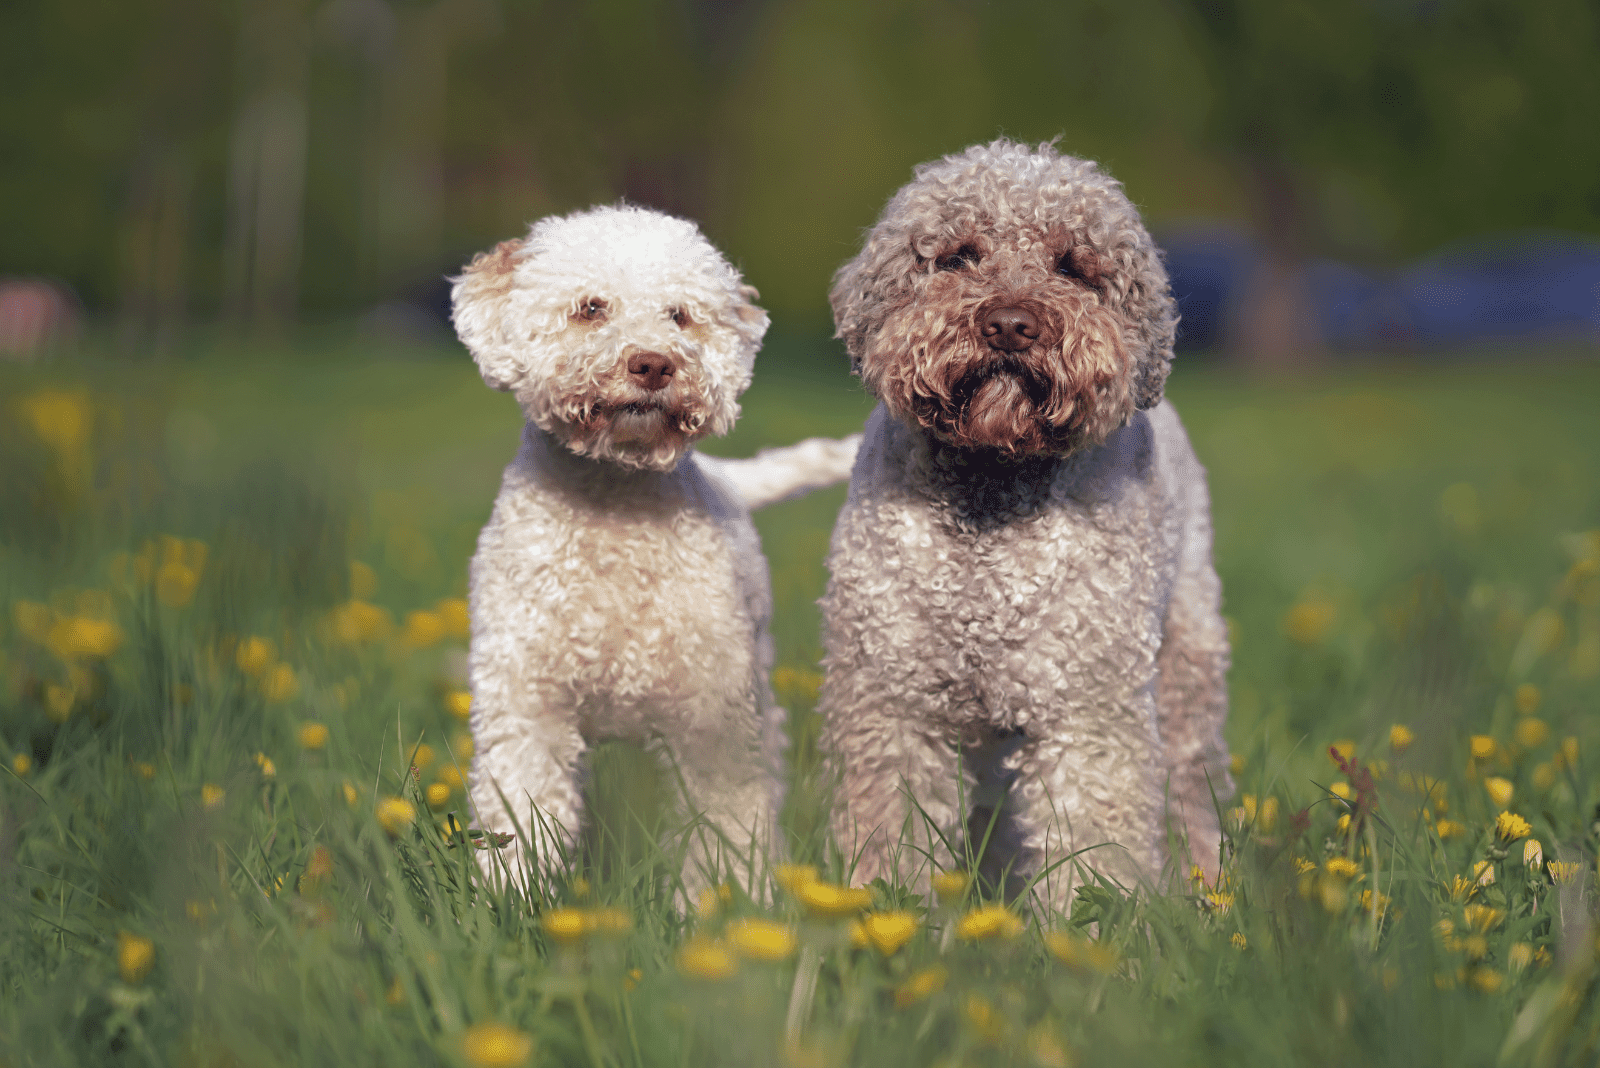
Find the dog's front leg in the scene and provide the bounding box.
[649,725,781,906]
[819,703,970,890]
[466,687,586,890]
[1007,715,1168,916]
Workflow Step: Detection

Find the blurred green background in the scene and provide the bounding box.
[4,0,1598,353]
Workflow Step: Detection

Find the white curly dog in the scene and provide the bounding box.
[451,204,857,895]
[819,141,1233,904]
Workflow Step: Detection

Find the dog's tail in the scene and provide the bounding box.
[697,434,861,511]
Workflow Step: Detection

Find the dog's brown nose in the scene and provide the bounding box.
[982,306,1040,351]
[627,351,677,391]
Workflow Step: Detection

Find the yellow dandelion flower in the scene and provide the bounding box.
[1359,889,1390,916]
[202,783,225,809]
[676,937,737,981]
[1469,736,1497,761]
[349,560,379,599]
[451,730,474,760]
[436,597,469,639]
[402,610,445,650]
[1329,782,1353,800]
[727,918,797,961]
[1390,724,1415,753]
[375,796,416,836]
[794,879,873,918]
[1523,839,1544,869]
[1561,737,1579,767]
[409,743,435,770]
[437,765,463,789]
[1229,753,1245,777]
[1435,818,1465,840]
[1473,860,1496,887]
[1294,857,1318,875]
[1464,904,1504,932]
[696,887,723,919]
[1484,777,1514,808]
[330,599,391,644]
[1335,812,1353,833]
[133,760,156,780]
[1508,943,1534,970]
[1447,875,1475,902]
[857,911,919,956]
[774,864,818,893]
[1468,968,1503,994]
[461,1022,533,1068]
[235,636,275,676]
[931,870,969,901]
[1027,1024,1072,1068]
[44,682,75,722]
[155,563,199,609]
[1204,891,1235,915]
[117,931,155,984]
[1326,856,1361,879]
[1285,598,1337,646]
[342,780,359,807]
[771,665,824,703]
[623,968,643,992]
[895,965,948,1008]
[298,722,330,750]
[963,994,1004,1044]
[425,782,451,808]
[956,904,1023,941]
[543,907,589,943]
[1548,861,1582,884]
[1045,931,1119,973]
[1320,879,1349,913]
[445,690,472,721]
[1329,740,1355,765]
[1259,796,1279,832]
[1494,810,1531,841]
[261,663,299,702]
[1514,718,1549,749]
[253,752,276,778]
[48,616,123,661]
[1231,932,1248,950]
[12,753,32,776]
[587,908,632,937]
[1514,683,1541,716]
[1532,763,1557,791]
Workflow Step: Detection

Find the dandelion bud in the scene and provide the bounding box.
[1524,839,1544,869]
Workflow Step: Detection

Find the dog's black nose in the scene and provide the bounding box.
[982,306,1040,351]
[627,351,677,391]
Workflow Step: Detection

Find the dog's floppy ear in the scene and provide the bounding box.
[451,238,527,392]
[1125,251,1179,412]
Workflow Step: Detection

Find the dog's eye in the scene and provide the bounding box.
[935,245,980,272]
[576,298,608,322]
[1057,247,1098,285]
[668,307,692,328]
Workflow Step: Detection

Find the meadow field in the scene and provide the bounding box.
[2,333,1598,1067]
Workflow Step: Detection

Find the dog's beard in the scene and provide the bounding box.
[865,289,1134,456]
[522,362,725,471]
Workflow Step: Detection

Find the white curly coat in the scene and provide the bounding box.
[820,142,1232,904]
[450,205,856,895]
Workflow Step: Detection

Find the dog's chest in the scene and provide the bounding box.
[840,454,1174,732]
[491,479,759,725]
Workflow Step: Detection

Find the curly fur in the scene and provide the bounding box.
[819,141,1232,903]
[452,205,854,896]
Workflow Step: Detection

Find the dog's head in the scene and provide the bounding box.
[831,140,1177,457]
[451,205,768,471]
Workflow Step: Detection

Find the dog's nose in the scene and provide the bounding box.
[982,306,1040,351]
[627,351,677,391]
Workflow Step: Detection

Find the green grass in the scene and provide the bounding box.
[2,334,1598,1067]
